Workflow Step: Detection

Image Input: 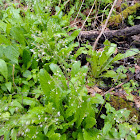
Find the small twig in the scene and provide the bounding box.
[93,0,118,50]
[12,64,15,89]
[55,0,70,15]
[58,0,61,7]
[101,3,112,22]
[103,75,135,95]
[92,1,100,29]
[81,0,97,31]
[64,0,70,7]
[74,0,85,23]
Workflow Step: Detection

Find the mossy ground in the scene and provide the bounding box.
[104,3,140,27]
[109,95,140,122]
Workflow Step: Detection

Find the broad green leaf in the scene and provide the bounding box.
[50,63,67,90]
[135,16,140,19]
[137,134,140,140]
[49,133,61,140]
[75,101,87,128]
[85,117,96,129]
[74,47,88,58]
[102,70,116,77]
[15,96,38,107]
[44,125,48,135]
[4,46,20,64]
[22,49,31,69]
[77,132,84,140]
[0,21,7,32]
[99,42,116,66]
[0,46,4,58]
[105,103,116,113]
[0,35,10,45]
[71,29,81,38]
[60,134,67,140]
[0,59,8,80]
[5,82,12,92]
[91,94,105,104]
[83,129,92,140]
[1,112,10,120]
[103,122,112,135]
[83,129,101,140]
[23,70,31,78]
[118,123,130,138]
[112,48,139,63]
[39,69,55,96]
[11,100,23,108]
[71,61,81,78]
[109,128,119,139]
[11,128,17,140]
[25,125,45,139]
[126,94,134,101]
[10,27,25,46]
[0,127,6,136]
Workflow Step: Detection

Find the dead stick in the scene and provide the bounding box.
[79,24,140,42]
[93,0,118,50]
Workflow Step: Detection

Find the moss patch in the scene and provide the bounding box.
[103,3,140,27]
[109,95,140,121]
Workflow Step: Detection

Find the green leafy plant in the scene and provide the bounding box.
[87,40,139,78]
[1,62,139,139]
[0,1,139,140]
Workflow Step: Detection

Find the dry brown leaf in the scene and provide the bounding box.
[86,85,102,97]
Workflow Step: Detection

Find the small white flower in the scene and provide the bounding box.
[44,117,48,121]
[120,110,123,114]
[57,112,60,116]
[26,121,30,125]
[36,132,39,134]
[25,128,30,133]
[4,106,8,111]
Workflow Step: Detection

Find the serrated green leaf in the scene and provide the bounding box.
[4,46,19,64]
[135,16,140,19]
[50,63,67,90]
[85,117,96,129]
[103,122,112,135]
[75,101,87,128]
[60,134,67,140]
[0,35,10,45]
[1,112,10,120]
[22,49,31,69]
[11,100,23,108]
[71,29,81,37]
[39,69,55,96]
[0,127,6,136]
[83,129,92,140]
[5,82,12,92]
[77,132,84,140]
[23,70,31,78]
[0,59,8,80]
[91,94,105,104]
[10,27,25,46]
[112,48,139,63]
[11,128,17,140]
[105,103,115,113]
[0,46,4,58]
[137,134,140,139]
[99,42,116,66]
[44,125,48,135]
[49,133,61,140]
[74,47,88,58]
[118,123,130,138]
[71,61,81,78]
